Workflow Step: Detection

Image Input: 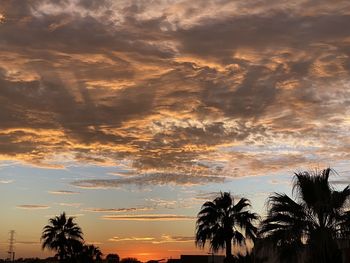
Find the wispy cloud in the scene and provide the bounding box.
[193,191,222,201]
[16,205,50,210]
[85,241,103,245]
[45,213,84,218]
[83,207,153,213]
[71,173,225,189]
[145,198,177,209]
[16,241,40,245]
[109,236,156,242]
[269,179,291,186]
[0,179,13,184]
[193,191,242,202]
[57,202,82,207]
[48,190,80,195]
[152,235,194,244]
[145,198,193,209]
[108,235,193,244]
[102,214,195,221]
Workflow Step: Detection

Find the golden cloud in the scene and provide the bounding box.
[16,205,50,210]
[0,0,350,185]
[83,207,153,213]
[48,190,80,195]
[102,214,195,221]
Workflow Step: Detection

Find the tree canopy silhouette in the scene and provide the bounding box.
[260,168,350,263]
[41,212,84,263]
[120,258,141,263]
[106,253,120,263]
[78,244,102,263]
[195,192,259,263]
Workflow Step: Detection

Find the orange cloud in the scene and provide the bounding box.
[108,235,193,244]
[48,190,80,195]
[102,214,195,221]
[83,207,153,213]
[16,205,50,210]
[0,0,350,186]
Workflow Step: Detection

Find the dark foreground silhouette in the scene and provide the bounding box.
[195,168,350,263]
[4,168,350,263]
[195,192,259,263]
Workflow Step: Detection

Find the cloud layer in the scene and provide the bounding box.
[48,190,80,195]
[16,205,50,210]
[109,235,193,244]
[1,0,350,186]
[102,214,195,221]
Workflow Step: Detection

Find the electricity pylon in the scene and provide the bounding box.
[7,230,15,262]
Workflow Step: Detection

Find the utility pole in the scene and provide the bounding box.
[7,230,15,262]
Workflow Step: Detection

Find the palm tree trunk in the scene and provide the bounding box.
[59,247,65,263]
[59,251,64,263]
[225,238,233,261]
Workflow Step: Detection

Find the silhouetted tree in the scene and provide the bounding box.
[78,244,103,263]
[41,212,84,263]
[106,254,120,263]
[120,258,141,263]
[195,192,259,263]
[260,168,350,263]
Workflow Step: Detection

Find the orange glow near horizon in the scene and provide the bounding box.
[102,245,209,262]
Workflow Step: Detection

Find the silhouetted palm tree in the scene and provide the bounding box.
[41,212,84,263]
[79,244,103,263]
[195,192,259,263]
[260,168,350,263]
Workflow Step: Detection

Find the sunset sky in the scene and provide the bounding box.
[1,0,350,261]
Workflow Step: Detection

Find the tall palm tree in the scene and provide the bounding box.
[41,212,84,262]
[260,168,350,263]
[195,192,259,263]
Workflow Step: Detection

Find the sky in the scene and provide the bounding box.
[0,0,350,261]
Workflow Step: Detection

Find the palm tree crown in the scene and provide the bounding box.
[195,192,259,262]
[260,168,350,262]
[80,244,103,263]
[41,212,84,262]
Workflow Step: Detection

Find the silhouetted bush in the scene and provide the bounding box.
[120,258,141,263]
[106,254,120,263]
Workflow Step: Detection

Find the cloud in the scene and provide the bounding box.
[57,202,81,207]
[329,175,350,185]
[84,200,191,213]
[102,214,195,221]
[109,236,155,242]
[269,179,291,185]
[85,241,103,245]
[0,0,350,185]
[152,235,194,244]
[145,198,177,209]
[0,179,13,184]
[193,191,222,201]
[45,213,84,218]
[48,190,80,195]
[108,234,193,243]
[83,207,153,213]
[15,241,40,245]
[71,173,225,188]
[16,205,50,210]
[145,198,194,209]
